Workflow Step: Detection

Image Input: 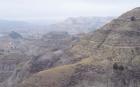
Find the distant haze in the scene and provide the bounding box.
[0,0,139,21]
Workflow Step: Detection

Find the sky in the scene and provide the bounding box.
[0,0,139,21]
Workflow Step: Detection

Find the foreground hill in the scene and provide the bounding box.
[18,7,140,87]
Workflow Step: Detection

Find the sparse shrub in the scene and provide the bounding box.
[130,16,136,21]
[118,65,124,71]
[113,63,118,70]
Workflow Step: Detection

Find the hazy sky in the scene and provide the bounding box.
[0,0,139,21]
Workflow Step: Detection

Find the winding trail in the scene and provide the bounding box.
[90,41,140,48]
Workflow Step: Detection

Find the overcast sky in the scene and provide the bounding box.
[0,0,139,21]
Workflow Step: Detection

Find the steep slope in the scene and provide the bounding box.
[19,7,140,87]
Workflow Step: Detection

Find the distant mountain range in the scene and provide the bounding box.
[46,17,113,34]
[0,17,113,36]
[0,20,31,32]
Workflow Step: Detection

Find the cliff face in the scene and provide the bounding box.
[17,7,140,87]
[0,53,29,85]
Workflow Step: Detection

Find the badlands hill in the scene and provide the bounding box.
[0,31,80,87]
[17,7,140,87]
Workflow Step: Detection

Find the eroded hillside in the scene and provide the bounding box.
[18,7,140,87]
